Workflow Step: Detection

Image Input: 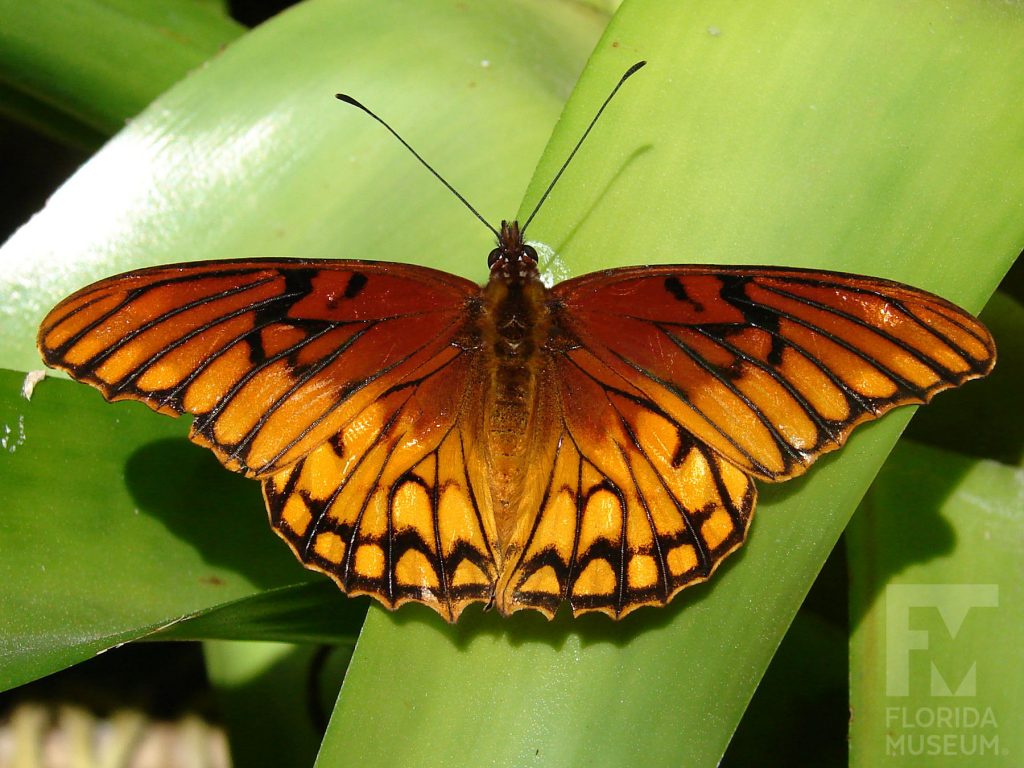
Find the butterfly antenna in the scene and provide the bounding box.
[520,60,647,236]
[335,93,500,239]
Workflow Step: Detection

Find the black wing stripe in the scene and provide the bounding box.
[251,321,466,474]
[613,441,631,614]
[656,323,808,464]
[110,292,308,396]
[301,406,407,561]
[603,389,710,581]
[456,429,498,566]
[192,322,363,437]
[904,301,992,351]
[615,439,670,602]
[340,428,408,592]
[727,292,920,397]
[429,434,448,612]
[155,312,339,412]
[760,284,961,383]
[225,323,385,462]
[687,325,839,442]
[566,438,585,602]
[503,424,567,589]
[78,278,283,369]
[761,275,989,350]
[562,355,711,582]
[716,313,879,417]
[607,349,774,476]
[46,271,269,354]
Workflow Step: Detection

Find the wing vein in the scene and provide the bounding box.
[84,279,285,369]
[300,406,406,561]
[456,429,498,568]
[192,321,365,438]
[687,325,838,441]
[615,439,671,603]
[758,284,955,383]
[252,329,466,474]
[655,323,808,464]
[607,350,773,475]
[593,376,709,581]
[430,439,451,615]
[504,425,568,596]
[340,423,409,592]
[110,292,309,396]
[226,322,386,462]
[727,292,918,399]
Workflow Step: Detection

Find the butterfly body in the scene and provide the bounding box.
[38,224,995,621]
[479,221,552,553]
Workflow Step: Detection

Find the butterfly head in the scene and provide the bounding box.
[488,220,539,278]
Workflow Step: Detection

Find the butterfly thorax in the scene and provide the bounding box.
[480,220,551,546]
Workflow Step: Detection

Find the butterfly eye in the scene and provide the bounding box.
[488,247,503,267]
[522,245,538,263]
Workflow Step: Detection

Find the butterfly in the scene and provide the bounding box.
[36,62,996,621]
[36,217,995,621]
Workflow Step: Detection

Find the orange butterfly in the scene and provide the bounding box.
[37,64,996,621]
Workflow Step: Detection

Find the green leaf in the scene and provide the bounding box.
[0,370,317,692]
[320,1,1022,765]
[0,0,604,693]
[847,292,1022,766]
[904,291,1024,466]
[0,0,244,142]
[154,581,366,645]
[0,0,603,371]
[0,79,106,150]
[723,610,847,767]
[205,640,350,767]
[2,0,1022,765]
[848,442,1023,765]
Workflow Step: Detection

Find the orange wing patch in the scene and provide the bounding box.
[256,320,498,621]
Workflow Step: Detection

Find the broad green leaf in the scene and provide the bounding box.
[904,292,1024,466]
[848,442,1022,766]
[0,0,603,371]
[0,370,315,692]
[847,292,1022,766]
[0,80,107,150]
[155,581,366,645]
[0,0,243,144]
[723,610,847,767]
[0,0,603,689]
[1,0,1021,765]
[320,1,1022,766]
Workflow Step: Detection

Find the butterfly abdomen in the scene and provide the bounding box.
[479,270,551,543]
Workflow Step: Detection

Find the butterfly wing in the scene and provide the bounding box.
[495,265,994,618]
[39,259,499,620]
[263,349,499,621]
[551,266,996,481]
[38,259,480,477]
[39,259,996,621]
[495,350,755,618]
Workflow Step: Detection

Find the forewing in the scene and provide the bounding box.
[38,258,480,478]
[553,266,995,481]
[496,351,755,619]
